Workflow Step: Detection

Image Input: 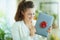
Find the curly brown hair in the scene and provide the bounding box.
[15,0,34,21]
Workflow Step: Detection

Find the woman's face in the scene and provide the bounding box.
[23,8,35,22]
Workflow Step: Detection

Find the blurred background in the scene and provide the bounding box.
[0,0,60,40]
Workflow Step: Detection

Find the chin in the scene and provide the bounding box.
[28,18,32,22]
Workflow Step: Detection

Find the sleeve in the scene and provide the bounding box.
[11,23,20,40]
[33,34,47,40]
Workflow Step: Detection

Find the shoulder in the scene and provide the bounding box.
[11,21,23,30]
[13,21,23,25]
[12,21,23,28]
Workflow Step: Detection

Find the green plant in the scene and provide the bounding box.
[5,37,12,40]
[0,28,5,40]
[35,10,39,20]
[51,13,58,29]
[52,14,58,23]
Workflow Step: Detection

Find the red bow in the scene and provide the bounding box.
[40,21,47,28]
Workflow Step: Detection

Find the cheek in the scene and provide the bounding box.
[24,14,34,20]
[25,15,32,20]
[28,15,33,20]
[26,15,30,19]
[24,14,29,19]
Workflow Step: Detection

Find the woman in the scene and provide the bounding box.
[11,0,51,40]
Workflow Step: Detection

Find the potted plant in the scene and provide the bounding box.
[0,28,5,40]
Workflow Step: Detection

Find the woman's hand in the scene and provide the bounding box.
[29,25,36,37]
[47,26,52,33]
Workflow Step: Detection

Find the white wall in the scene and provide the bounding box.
[6,0,17,26]
[58,1,60,29]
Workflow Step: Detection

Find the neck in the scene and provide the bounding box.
[23,19,32,26]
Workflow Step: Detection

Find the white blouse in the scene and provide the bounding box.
[11,21,47,40]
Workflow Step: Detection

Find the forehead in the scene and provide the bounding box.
[25,8,35,13]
